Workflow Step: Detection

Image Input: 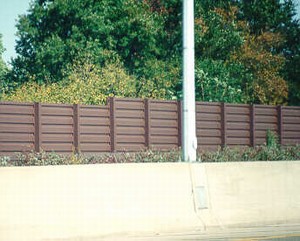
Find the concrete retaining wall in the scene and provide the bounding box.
[0,161,299,240]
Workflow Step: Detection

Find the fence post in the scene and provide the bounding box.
[178,100,182,148]
[73,104,80,153]
[221,102,227,148]
[109,97,116,152]
[250,105,256,147]
[34,102,41,152]
[144,99,151,149]
[277,105,283,145]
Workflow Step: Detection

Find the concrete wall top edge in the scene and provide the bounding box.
[0,160,299,170]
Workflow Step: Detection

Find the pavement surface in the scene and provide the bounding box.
[59,224,300,241]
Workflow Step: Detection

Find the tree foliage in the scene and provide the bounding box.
[11,0,165,83]
[2,58,136,104]
[3,0,300,105]
[0,34,8,97]
[238,0,300,105]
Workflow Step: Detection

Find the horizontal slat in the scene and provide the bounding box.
[151,102,178,111]
[80,108,109,117]
[42,133,73,142]
[116,118,144,127]
[0,143,34,151]
[196,101,220,105]
[41,106,73,116]
[227,130,250,138]
[282,109,300,117]
[117,135,145,143]
[283,106,300,110]
[0,133,34,142]
[80,104,108,109]
[283,131,300,138]
[197,129,221,137]
[81,117,109,125]
[226,106,250,114]
[42,124,73,133]
[0,105,34,114]
[227,114,250,122]
[227,103,249,108]
[80,126,110,134]
[255,123,278,130]
[41,116,73,125]
[0,114,34,124]
[282,124,300,131]
[115,100,144,110]
[197,137,222,145]
[0,123,34,133]
[80,134,110,143]
[115,109,144,118]
[227,138,250,145]
[151,136,178,144]
[42,143,73,152]
[256,130,273,138]
[116,126,145,135]
[197,121,221,129]
[283,116,300,124]
[151,111,178,120]
[255,116,277,123]
[227,122,250,130]
[151,127,178,136]
[196,113,221,121]
[80,143,111,152]
[282,139,300,145]
[255,107,277,115]
[196,104,221,113]
[151,119,177,128]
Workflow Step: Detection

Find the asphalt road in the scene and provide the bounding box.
[72,224,300,241]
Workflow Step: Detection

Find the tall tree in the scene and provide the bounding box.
[5,0,299,105]
[238,0,300,105]
[10,0,166,84]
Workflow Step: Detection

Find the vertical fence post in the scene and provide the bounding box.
[250,105,256,147]
[34,102,41,152]
[109,97,116,152]
[144,99,151,149]
[178,100,182,148]
[73,104,80,153]
[277,105,283,145]
[221,102,227,148]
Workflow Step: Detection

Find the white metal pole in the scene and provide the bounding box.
[182,0,197,162]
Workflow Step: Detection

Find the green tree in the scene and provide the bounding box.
[238,0,300,105]
[10,0,165,85]
[190,6,250,103]
[0,34,8,96]
[5,0,299,105]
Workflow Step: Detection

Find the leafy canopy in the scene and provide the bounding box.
[3,0,300,105]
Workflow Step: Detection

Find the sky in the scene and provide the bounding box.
[0,0,300,64]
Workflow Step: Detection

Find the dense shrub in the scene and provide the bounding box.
[0,145,299,167]
[2,59,136,105]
